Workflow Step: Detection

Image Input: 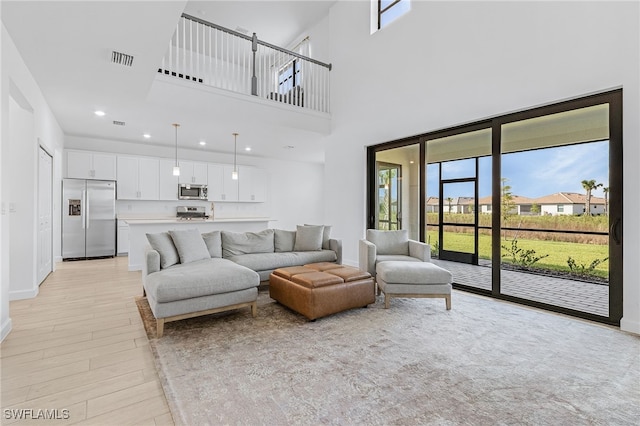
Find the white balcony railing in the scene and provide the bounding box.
[158,14,332,113]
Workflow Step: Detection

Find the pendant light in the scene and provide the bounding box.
[172,123,180,176]
[232,132,239,180]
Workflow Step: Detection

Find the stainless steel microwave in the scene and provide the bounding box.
[178,184,208,200]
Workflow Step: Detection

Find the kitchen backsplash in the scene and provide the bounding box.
[115,200,269,219]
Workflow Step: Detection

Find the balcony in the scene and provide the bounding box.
[158,14,332,114]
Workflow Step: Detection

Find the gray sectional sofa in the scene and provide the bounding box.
[142,225,341,336]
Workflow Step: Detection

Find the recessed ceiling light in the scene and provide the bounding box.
[245,147,252,151]
[94,110,106,117]
[199,141,206,146]
[143,133,151,139]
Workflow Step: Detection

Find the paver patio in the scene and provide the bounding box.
[432,259,609,317]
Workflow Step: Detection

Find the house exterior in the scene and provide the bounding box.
[426,196,439,213]
[478,195,535,215]
[476,193,606,216]
[535,192,606,216]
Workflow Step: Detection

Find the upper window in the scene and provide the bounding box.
[378,0,411,29]
[278,60,301,94]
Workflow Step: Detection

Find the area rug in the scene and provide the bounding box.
[136,291,640,425]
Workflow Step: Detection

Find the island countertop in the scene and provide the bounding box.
[125,217,274,271]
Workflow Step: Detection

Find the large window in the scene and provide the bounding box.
[378,0,411,29]
[367,89,623,326]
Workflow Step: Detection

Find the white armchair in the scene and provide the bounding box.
[359,229,431,277]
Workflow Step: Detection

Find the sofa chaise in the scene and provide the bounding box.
[142,225,341,336]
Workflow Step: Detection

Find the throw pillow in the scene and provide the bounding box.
[169,229,211,264]
[146,232,180,269]
[221,229,275,258]
[367,229,409,255]
[274,229,296,252]
[305,223,332,249]
[202,230,223,258]
[294,225,324,251]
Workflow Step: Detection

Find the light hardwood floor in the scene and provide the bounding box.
[1,257,174,425]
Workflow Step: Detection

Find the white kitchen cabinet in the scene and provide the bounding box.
[207,164,238,201]
[116,156,159,200]
[238,166,267,202]
[178,161,208,184]
[117,220,130,255]
[67,150,116,180]
[159,158,179,200]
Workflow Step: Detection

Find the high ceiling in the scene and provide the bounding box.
[1,1,336,163]
[184,1,336,48]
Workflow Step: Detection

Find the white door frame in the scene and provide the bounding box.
[38,145,53,285]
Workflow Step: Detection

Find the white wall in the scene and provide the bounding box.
[8,95,36,299]
[65,136,325,231]
[324,1,640,333]
[1,23,65,340]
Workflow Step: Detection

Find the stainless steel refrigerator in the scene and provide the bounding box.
[62,179,116,259]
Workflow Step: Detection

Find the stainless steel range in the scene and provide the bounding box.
[176,206,209,220]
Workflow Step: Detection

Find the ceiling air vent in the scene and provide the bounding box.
[113,120,126,126]
[111,50,134,67]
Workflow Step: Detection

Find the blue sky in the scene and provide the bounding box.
[427,141,609,199]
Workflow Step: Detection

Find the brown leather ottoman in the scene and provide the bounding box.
[269,263,375,320]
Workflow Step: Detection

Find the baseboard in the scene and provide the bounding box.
[9,287,39,301]
[620,317,640,335]
[1,317,12,342]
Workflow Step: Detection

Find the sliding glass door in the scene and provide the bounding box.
[424,127,492,291]
[367,89,623,326]
[497,102,620,320]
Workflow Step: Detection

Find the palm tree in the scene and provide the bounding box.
[603,187,609,216]
[446,197,454,213]
[581,179,602,216]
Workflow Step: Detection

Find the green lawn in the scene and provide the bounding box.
[427,231,609,279]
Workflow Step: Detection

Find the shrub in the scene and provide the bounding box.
[501,239,549,267]
[567,256,609,277]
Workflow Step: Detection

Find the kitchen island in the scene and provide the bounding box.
[125,217,272,271]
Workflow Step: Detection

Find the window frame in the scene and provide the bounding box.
[366,88,623,327]
[378,0,406,30]
[277,59,301,95]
